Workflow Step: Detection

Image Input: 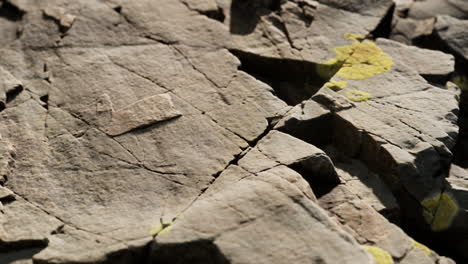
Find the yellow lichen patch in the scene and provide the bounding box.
[344,33,365,41]
[317,36,393,80]
[149,221,173,237]
[316,45,355,79]
[324,80,348,91]
[364,246,394,264]
[412,240,431,256]
[337,40,393,79]
[421,192,458,231]
[346,90,372,102]
[452,75,468,90]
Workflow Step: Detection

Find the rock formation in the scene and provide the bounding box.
[0,0,467,263]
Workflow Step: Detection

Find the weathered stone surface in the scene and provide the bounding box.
[0,0,466,263]
[434,15,468,61]
[335,159,399,215]
[100,93,182,136]
[151,170,373,264]
[0,198,62,249]
[390,16,435,45]
[239,130,339,184]
[376,38,455,81]
[408,0,468,20]
[320,184,454,264]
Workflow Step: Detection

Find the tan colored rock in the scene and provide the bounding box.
[102,93,182,136]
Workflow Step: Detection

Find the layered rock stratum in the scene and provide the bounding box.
[0,0,467,263]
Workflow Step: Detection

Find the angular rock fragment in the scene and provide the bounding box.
[408,0,468,20]
[376,38,455,82]
[239,130,339,184]
[0,186,14,201]
[43,6,76,30]
[151,170,373,264]
[101,93,182,136]
[320,184,455,264]
[0,198,62,250]
[434,15,468,61]
[0,66,23,107]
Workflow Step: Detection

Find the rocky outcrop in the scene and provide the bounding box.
[0,0,467,263]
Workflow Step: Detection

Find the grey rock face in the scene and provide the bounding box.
[0,0,466,263]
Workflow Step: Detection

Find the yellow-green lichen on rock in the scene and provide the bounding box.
[317,34,393,80]
[324,80,348,91]
[421,192,458,231]
[337,40,393,80]
[344,33,365,41]
[150,220,173,237]
[364,246,394,264]
[346,90,372,102]
[452,74,468,90]
[316,46,352,80]
[412,240,431,256]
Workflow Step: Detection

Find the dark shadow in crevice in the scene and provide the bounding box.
[401,182,468,263]
[0,0,25,22]
[0,102,5,112]
[289,162,338,198]
[411,22,468,170]
[452,62,468,168]
[277,107,467,260]
[278,113,340,198]
[279,112,334,147]
[229,49,332,106]
[229,0,282,35]
[5,85,23,104]
[40,94,49,110]
[150,240,231,264]
[200,7,226,23]
[104,239,154,264]
[0,239,47,253]
[369,3,395,39]
[333,113,465,262]
[113,5,122,14]
[0,247,45,263]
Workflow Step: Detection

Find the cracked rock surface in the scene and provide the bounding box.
[0,0,467,263]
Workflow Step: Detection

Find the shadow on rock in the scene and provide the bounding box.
[229,0,283,35]
[150,240,230,264]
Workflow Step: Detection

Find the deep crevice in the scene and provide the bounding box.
[229,0,283,35]
[5,85,23,104]
[229,49,330,106]
[411,23,468,169]
[289,162,338,198]
[39,94,49,110]
[103,239,154,264]
[279,105,466,261]
[276,112,341,197]
[0,0,25,22]
[451,61,468,168]
[0,239,48,253]
[0,247,45,263]
[369,3,395,39]
[199,8,226,23]
[113,6,122,14]
[150,240,230,264]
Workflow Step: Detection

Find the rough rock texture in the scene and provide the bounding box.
[0,0,467,263]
